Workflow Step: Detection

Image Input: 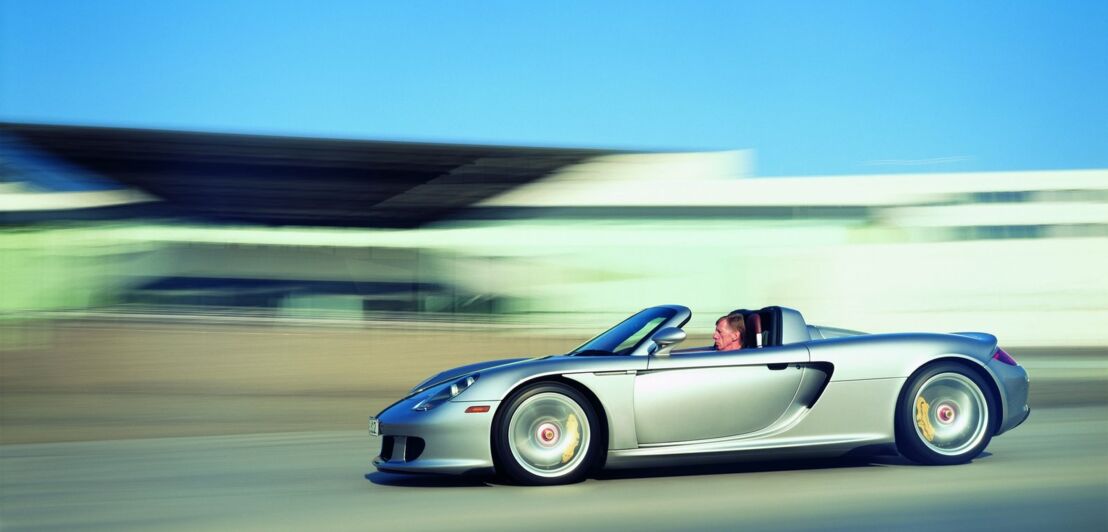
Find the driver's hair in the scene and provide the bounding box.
[717,313,747,338]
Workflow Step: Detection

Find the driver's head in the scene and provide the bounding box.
[713,314,746,351]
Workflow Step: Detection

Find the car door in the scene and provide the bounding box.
[633,344,809,444]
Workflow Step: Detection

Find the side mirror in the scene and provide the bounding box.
[650,327,687,357]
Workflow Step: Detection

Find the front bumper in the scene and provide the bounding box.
[371,396,501,475]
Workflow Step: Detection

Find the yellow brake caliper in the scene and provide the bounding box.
[915,396,936,442]
[561,414,580,463]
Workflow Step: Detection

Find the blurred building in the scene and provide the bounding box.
[1,123,1105,345]
[0,123,612,316]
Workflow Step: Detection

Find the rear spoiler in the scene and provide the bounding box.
[951,332,999,351]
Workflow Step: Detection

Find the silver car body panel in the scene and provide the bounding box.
[409,357,531,394]
[987,356,1032,434]
[634,344,809,444]
[371,305,1031,475]
[606,377,904,468]
[373,395,502,475]
[778,306,811,345]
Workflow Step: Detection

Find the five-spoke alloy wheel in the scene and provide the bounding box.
[896,362,997,465]
[493,382,602,485]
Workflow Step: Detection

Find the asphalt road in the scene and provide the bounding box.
[2,405,1105,531]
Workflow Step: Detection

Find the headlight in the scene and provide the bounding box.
[412,375,478,411]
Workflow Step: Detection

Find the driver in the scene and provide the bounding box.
[712,313,746,351]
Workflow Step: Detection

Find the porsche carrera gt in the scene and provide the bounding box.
[369,305,1030,485]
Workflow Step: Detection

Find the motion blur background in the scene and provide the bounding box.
[1,1,1106,530]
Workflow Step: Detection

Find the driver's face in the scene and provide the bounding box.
[713,320,739,350]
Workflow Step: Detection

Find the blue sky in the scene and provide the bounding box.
[2,0,1105,176]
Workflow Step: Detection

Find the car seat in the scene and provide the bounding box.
[745,312,764,348]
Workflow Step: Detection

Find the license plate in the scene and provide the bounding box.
[368,417,380,436]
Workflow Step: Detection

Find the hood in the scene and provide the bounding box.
[409,357,536,394]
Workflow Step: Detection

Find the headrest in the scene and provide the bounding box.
[745,312,763,348]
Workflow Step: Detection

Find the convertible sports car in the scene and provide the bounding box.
[369,305,1030,485]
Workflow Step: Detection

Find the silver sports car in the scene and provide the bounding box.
[369,305,1030,485]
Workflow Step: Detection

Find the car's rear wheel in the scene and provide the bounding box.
[493,382,600,485]
[896,362,996,465]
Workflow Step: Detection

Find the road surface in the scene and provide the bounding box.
[2,405,1105,531]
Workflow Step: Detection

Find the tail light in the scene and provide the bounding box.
[993,347,1018,366]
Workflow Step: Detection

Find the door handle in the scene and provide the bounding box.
[767,363,789,370]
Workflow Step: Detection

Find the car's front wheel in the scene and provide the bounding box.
[492,382,600,485]
[896,362,997,465]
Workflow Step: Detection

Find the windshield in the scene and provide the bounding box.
[571,307,678,356]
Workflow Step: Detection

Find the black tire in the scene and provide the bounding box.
[492,382,602,485]
[895,362,998,465]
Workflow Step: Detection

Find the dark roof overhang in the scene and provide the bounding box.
[1,122,621,227]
